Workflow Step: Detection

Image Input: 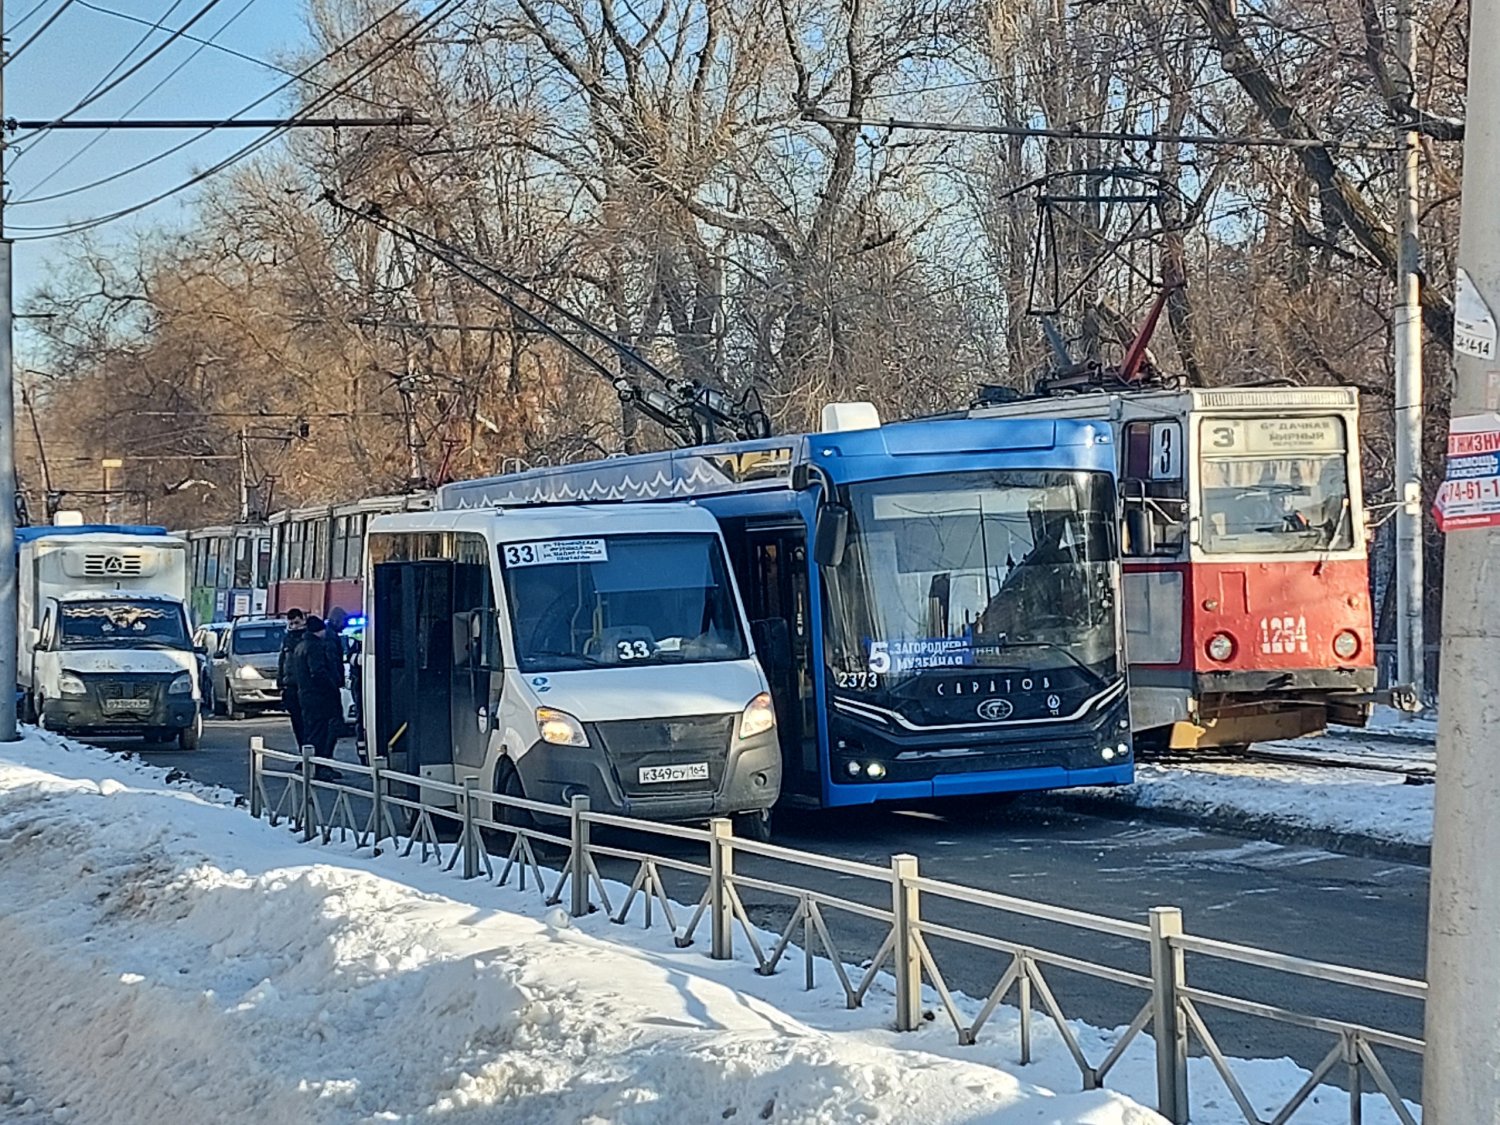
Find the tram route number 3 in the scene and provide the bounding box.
[1258,615,1309,656]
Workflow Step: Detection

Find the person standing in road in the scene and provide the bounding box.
[278,608,307,747]
[324,607,350,740]
[293,615,343,781]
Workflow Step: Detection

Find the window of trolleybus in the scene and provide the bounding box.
[501,533,749,674]
[1197,416,1354,555]
[822,470,1122,694]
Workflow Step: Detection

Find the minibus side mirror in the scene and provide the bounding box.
[812,504,849,568]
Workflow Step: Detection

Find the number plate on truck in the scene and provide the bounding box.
[638,763,709,784]
[101,698,151,714]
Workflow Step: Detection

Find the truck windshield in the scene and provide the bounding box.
[823,470,1120,685]
[231,623,285,655]
[502,533,749,673]
[1198,416,1354,554]
[59,601,190,649]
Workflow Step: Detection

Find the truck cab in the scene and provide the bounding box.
[18,524,202,750]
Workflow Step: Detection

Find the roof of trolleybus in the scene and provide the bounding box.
[437,416,1116,511]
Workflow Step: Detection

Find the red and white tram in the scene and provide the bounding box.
[971,384,1377,748]
[268,492,432,619]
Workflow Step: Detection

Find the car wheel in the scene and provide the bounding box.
[733,809,774,843]
[481,759,537,853]
[227,689,245,721]
[178,714,202,752]
[20,691,37,725]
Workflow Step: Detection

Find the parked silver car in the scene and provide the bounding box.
[212,617,286,719]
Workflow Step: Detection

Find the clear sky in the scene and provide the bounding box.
[5,0,310,322]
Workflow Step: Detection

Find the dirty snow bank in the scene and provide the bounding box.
[0,732,1159,1125]
[1074,712,1438,849]
[0,733,1420,1123]
[1081,757,1433,848]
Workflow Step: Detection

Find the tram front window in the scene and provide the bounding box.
[822,471,1120,694]
[1198,416,1354,554]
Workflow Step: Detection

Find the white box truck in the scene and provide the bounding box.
[17,521,203,750]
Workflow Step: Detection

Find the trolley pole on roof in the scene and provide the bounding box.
[1422,0,1500,1111]
[1393,0,1426,703]
[0,0,20,742]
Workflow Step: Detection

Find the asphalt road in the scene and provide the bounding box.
[135,715,1430,1099]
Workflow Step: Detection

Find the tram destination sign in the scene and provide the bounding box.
[1202,416,1344,455]
[1434,412,1500,532]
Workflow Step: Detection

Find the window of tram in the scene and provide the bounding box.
[1198,416,1354,554]
[1121,420,1187,556]
[233,536,253,587]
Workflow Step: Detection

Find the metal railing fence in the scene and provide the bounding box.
[248,738,1425,1125]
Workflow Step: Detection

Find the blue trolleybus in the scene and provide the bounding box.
[438,406,1133,809]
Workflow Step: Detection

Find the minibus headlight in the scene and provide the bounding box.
[536,707,588,747]
[739,693,777,739]
[235,664,263,681]
[168,672,194,696]
[58,673,87,697]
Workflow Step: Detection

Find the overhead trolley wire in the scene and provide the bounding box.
[9,0,454,235]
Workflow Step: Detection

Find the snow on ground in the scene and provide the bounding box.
[0,733,1419,1124]
[1074,709,1439,849]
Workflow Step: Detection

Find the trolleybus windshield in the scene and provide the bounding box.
[1198,416,1353,554]
[822,470,1119,690]
[501,533,749,673]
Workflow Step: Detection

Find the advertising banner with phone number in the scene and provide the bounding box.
[1435,413,1500,533]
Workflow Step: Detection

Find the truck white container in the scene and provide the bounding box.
[363,503,781,835]
[17,523,202,750]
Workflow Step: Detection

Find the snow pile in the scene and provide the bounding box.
[1073,714,1439,849]
[0,733,1159,1125]
[0,733,1420,1124]
[1087,756,1433,848]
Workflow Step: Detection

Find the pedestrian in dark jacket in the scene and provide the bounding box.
[277,609,307,748]
[325,607,349,740]
[292,615,342,780]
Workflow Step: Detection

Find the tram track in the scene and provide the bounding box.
[1139,740,1436,784]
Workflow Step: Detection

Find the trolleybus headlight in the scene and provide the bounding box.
[167,672,194,696]
[58,673,87,697]
[1333,630,1361,659]
[536,707,588,747]
[846,760,863,777]
[1206,633,1236,662]
[739,693,777,739]
[866,762,887,779]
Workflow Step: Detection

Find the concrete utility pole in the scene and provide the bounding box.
[0,3,21,742]
[238,427,251,522]
[1393,0,1426,703]
[1422,0,1500,1110]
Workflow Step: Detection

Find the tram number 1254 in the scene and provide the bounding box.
[1258,615,1309,656]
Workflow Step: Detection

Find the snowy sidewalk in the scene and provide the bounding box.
[0,734,1419,1124]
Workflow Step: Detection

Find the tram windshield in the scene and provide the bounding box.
[822,470,1120,686]
[1198,416,1354,554]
